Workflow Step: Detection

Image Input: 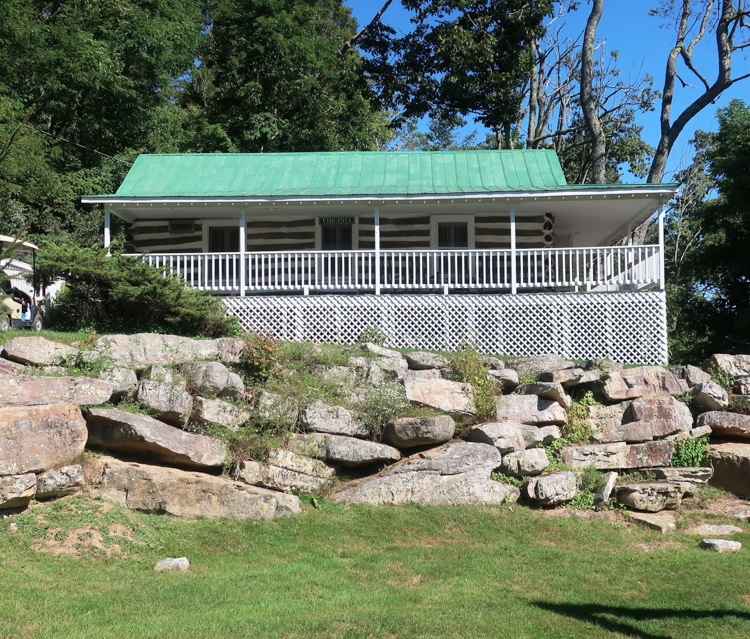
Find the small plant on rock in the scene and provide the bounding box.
[671,436,709,467]
[357,325,388,347]
[709,365,735,392]
[567,466,606,510]
[359,381,409,439]
[448,342,500,419]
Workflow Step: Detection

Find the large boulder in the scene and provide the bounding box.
[238,449,335,493]
[500,448,549,477]
[35,465,85,499]
[187,362,232,398]
[93,459,300,520]
[560,442,628,470]
[525,471,578,506]
[0,375,114,407]
[403,375,475,414]
[703,353,750,379]
[382,415,455,448]
[601,366,689,402]
[624,441,675,469]
[192,397,250,431]
[302,401,370,438]
[515,382,572,409]
[698,411,750,440]
[619,396,694,439]
[405,351,449,370]
[538,367,602,388]
[690,381,729,411]
[135,381,193,427]
[465,422,525,453]
[0,404,88,475]
[506,354,575,377]
[91,334,223,371]
[85,408,228,470]
[617,482,684,512]
[0,473,36,509]
[495,394,566,425]
[488,368,520,391]
[1,336,78,366]
[518,424,561,449]
[708,443,750,496]
[98,367,139,402]
[289,433,401,467]
[331,441,518,506]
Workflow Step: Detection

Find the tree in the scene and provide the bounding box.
[182,0,389,152]
[648,0,750,184]
[0,0,205,245]
[378,0,554,150]
[667,99,750,360]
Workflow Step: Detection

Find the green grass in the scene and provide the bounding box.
[2,495,750,638]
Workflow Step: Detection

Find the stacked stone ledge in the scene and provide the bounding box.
[0,333,748,521]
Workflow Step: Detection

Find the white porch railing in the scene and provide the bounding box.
[128,245,662,295]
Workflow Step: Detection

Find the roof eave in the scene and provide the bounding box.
[81,184,679,207]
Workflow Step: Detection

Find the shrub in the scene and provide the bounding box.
[239,332,281,383]
[38,241,237,337]
[448,342,500,419]
[671,436,709,467]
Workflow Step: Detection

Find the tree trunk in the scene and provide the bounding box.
[580,0,606,183]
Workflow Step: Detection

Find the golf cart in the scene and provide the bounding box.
[0,235,43,331]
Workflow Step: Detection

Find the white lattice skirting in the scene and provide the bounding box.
[223,291,668,365]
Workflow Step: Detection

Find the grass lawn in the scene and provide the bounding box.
[1,495,750,639]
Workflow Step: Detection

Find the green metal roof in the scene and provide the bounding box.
[99,150,571,199]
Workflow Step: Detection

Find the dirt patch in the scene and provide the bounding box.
[34,526,123,557]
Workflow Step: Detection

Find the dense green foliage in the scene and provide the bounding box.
[0,0,205,245]
[373,0,553,150]
[0,0,385,247]
[664,100,750,361]
[36,242,236,336]
[671,436,709,468]
[183,0,388,153]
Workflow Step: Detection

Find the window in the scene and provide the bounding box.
[321,224,353,250]
[208,226,239,252]
[431,216,474,249]
[317,217,357,250]
[438,222,469,248]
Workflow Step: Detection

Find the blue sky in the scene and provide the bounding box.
[344,1,748,180]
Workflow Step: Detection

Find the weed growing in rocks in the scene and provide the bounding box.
[448,342,500,418]
[239,332,281,382]
[567,466,606,510]
[357,325,388,347]
[560,391,598,445]
[671,436,709,467]
[709,365,735,392]
[360,382,409,439]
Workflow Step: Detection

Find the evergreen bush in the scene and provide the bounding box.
[37,241,238,337]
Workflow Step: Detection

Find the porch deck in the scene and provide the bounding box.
[129,244,662,296]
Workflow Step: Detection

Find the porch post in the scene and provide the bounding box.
[374,207,381,296]
[510,205,517,295]
[657,204,665,291]
[239,210,246,297]
[104,208,111,256]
